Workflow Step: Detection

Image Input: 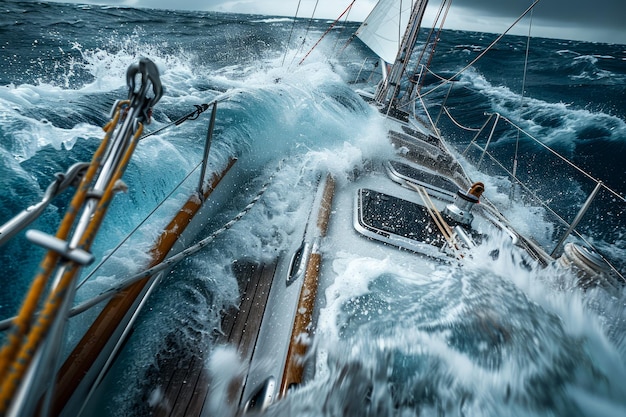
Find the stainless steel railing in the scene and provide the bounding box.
[439,108,625,282]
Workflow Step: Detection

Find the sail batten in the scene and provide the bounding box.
[355,0,415,63]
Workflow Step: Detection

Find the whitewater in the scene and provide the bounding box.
[1,1,625,416]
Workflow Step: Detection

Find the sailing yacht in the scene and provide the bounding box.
[0,0,623,416]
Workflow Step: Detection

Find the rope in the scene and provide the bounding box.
[78,101,231,288]
[77,160,204,291]
[442,104,624,203]
[139,92,238,141]
[0,64,216,412]
[466,141,625,283]
[411,183,460,254]
[409,0,452,95]
[68,164,279,317]
[76,96,240,290]
[139,104,209,141]
[422,64,454,83]
[0,160,281,332]
[0,97,254,333]
[0,102,218,253]
[330,2,354,57]
[442,107,481,132]
[496,114,624,202]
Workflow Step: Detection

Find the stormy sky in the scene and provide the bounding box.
[42,0,626,44]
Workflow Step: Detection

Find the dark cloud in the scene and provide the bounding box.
[42,0,626,44]
[453,0,623,28]
[394,0,622,43]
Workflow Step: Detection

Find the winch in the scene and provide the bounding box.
[443,182,484,226]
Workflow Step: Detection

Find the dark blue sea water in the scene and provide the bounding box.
[1,1,625,416]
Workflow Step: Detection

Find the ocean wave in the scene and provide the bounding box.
[1,4,625,415]
[252,17,295,24]
[450,70,626,149]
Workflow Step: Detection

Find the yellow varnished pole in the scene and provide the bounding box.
[0,105,135,414]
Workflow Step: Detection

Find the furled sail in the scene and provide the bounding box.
[355,0,415,63]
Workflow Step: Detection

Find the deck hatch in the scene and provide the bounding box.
[386,160,458,198]
[355,188,448,252]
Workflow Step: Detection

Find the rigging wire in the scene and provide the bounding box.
[139,104,209,141]
[409,0,452,95]
[0,100,149,410]
[298,0,357,66]
[139,91,238,141]
[0,97,239,333]
[398,0,404,54]
[330,1,355,59]
[76,159,203,291]
[417,0,542,100]
[69,163,279,318]
[0,103,124,385]
[290,0,321,67]
[0,161,283,331]
[282,0,304,66]
[442,106,481,131]
[512,6,534,183]
[74,94,241,288]
[335,0,366,61]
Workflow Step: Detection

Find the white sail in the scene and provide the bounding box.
[355,0,415,63]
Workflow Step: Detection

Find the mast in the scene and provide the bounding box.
[403,0,452,105]
[374,0,430,109]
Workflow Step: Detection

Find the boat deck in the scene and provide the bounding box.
[150,260,277,416]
